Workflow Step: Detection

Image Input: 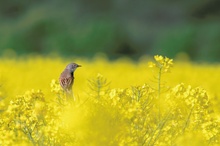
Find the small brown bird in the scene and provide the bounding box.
[59,63,81,98]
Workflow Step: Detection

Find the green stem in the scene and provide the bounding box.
[97,79,101,98]
[23,126,36,145]
[158,67,162,119]
[182,106,194,133]
[158,67,162,98]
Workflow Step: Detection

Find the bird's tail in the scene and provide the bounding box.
[65,89,75,101]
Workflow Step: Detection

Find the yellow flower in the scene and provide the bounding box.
[148,62,156,68]
[154,55,164,62]
[50,79,63,94]
[109,89,116,99]
[149,55,173,73]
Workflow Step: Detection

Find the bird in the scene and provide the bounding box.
[59,63,81,99]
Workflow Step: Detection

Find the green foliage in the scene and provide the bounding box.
[0,0,220,61]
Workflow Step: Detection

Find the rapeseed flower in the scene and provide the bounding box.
[0,55,219,145]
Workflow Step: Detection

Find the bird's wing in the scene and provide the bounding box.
[59,76,73,90]
[59,70,74,90]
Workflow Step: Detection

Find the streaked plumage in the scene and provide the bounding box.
[59,63,81,97]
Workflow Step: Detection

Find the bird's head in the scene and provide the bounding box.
[66,63,81,72]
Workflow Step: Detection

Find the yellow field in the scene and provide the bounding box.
[0,54,220,145]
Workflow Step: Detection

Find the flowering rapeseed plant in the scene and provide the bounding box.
[0,55,220,145]
[148,55,173,98]
[0,89,74,145]
[149,55,173,73]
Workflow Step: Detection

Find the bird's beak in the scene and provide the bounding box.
[77,64,82,67]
